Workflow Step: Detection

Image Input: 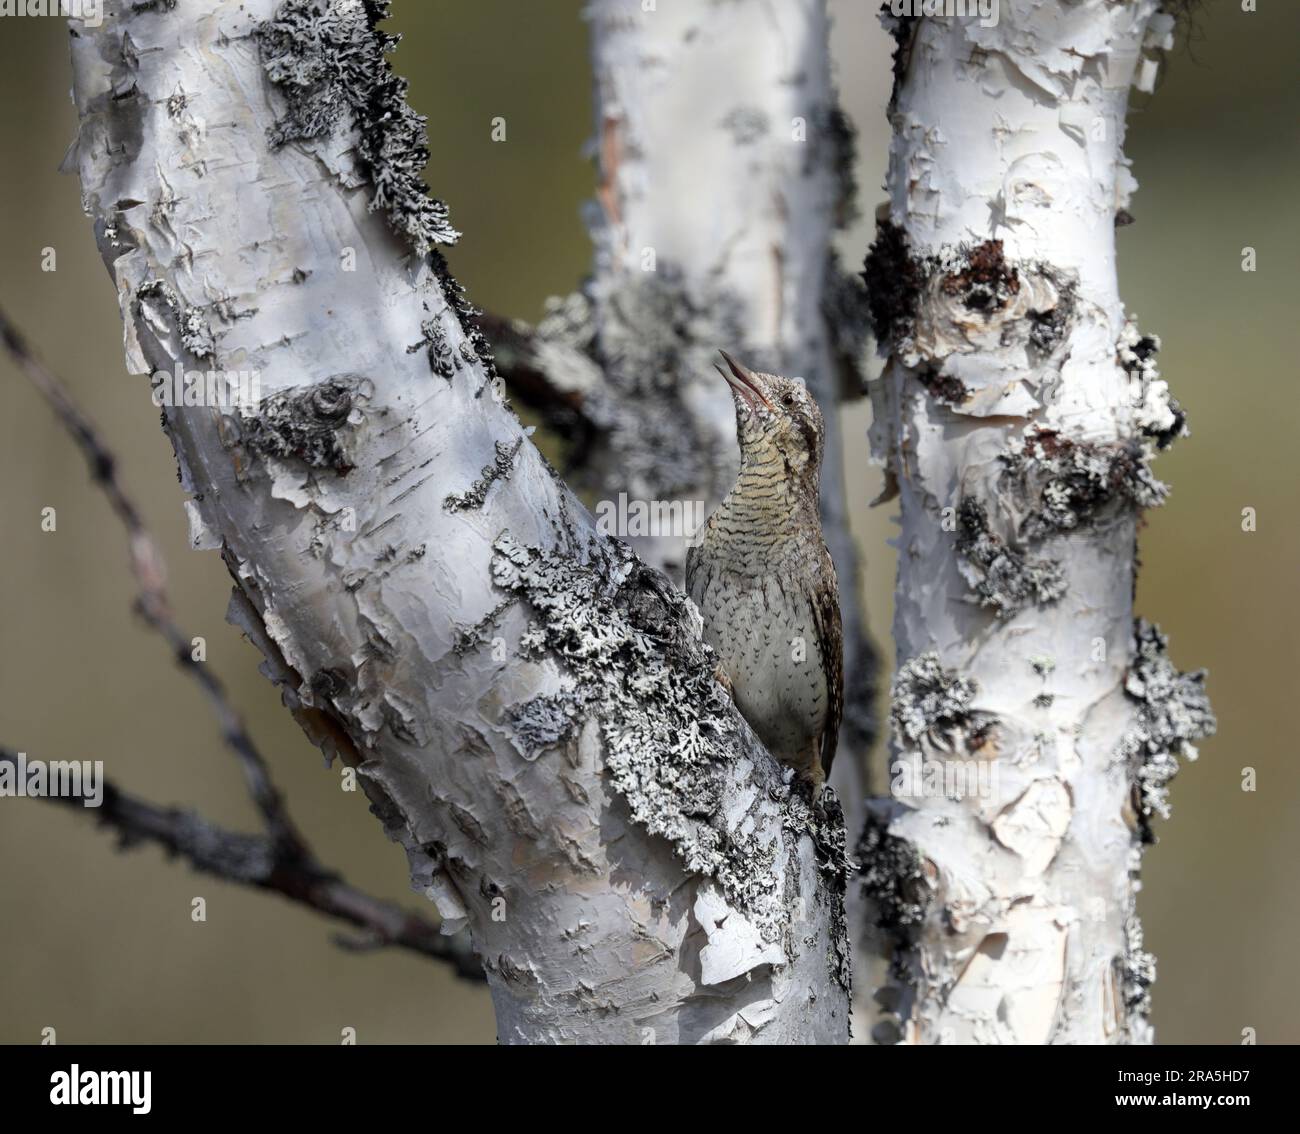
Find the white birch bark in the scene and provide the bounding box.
[65,0,850,1044]
[861,1,1213,1045]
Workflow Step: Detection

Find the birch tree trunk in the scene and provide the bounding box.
[65,0,850,1044]
[861,0,1214,1045]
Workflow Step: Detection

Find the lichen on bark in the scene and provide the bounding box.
[490,531,847,956]
[444,438,523,512]
[1119,619,1216,845]
[135,279,215,360]
[857,809,930,946]
[239,375,368,475]
[65,0,854,1043]
[1000,428,1169,543]
[889,651,982,749]
[863,223,1077,392]
[257,0,459,254]
[860,0,1212,1045]
[530,267,750,503]
[955,497,1068,618]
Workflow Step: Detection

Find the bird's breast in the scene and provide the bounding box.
[687,562,829,762]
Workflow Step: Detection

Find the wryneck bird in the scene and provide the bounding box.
[686,350,843,791]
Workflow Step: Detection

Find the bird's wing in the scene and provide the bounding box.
[809,550,843,779]
[684,542,702,602]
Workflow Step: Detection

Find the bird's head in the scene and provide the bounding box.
[715,350,825,482]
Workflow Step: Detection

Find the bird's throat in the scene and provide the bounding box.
[711,451,819,561]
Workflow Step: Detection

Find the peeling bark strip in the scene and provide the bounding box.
[863,1,1212,1044]
[66,0,847,1043]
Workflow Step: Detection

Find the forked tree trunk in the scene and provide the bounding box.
[861,1,1213,1045]
[65,0,850,1044]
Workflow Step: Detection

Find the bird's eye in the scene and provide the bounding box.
[781,394,794,407]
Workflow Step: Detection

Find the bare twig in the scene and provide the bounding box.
[481,312,602,469]
[0,307,307,860]
[0,748,483,980]
[0,307,484,981]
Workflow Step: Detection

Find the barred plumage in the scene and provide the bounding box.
[686,351,843,789]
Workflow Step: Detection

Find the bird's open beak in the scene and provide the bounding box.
[715,349,774,411]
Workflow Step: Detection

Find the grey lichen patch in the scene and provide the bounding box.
[444,437,523,512]
[1118,320,1187,451]
[536,266,748,500]
[817,796,854,993]
[890,650,983,750]
[856,808,930,1005]
[719,105,769,146]
[241,375,366,474]
[411,316,460,381]
[783,786,855,992]
[1001,426,1169,543]
[1118,619,1215,844]
[1121,909,1157,1035]
[165,87,189,118]
[490,533,842,946]
[956,497,1067,618]
[452,595,513,656]
[1029,292,1071,353]
[504,692,580,762]
[957,421,1170,617]
[1026,284,1076,355]
[258,0,459,254]
[430,253,500,388]
[135,279,215,360]
[857,814,929,939]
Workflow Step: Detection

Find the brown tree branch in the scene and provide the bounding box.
[0,306,483,982]
[0,747,483,980]
[1,307,308,861]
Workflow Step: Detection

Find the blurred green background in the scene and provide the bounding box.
[0,1,1294,1044]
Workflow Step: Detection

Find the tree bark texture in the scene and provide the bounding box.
[66,0,850,1044]
[861,0,1213,1045]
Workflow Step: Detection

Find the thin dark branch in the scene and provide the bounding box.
[482,312,601,468]
[0,748,483,980]
[0,306,307,860]
[0,307,484,982]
